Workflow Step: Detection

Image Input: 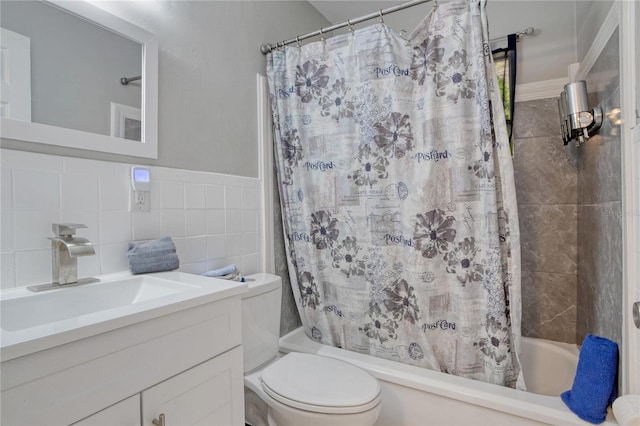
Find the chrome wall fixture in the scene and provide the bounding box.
[120,75,142,85]
[558,80,602,145]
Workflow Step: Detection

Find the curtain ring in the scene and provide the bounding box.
[296,36,301,48]
[347,19,355,34]
[378,9,385,25]
[320,27,326,43]
[433,0,438,9]
[281,40,286,51]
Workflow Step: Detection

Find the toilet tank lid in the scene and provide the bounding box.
[242,273,282,299]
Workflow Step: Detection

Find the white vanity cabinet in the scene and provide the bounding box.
[73,347,244,426]
[141,347,244,426]
[73,395,141,426]
[1,293,245,426]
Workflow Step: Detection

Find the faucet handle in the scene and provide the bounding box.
[52,223,87,237]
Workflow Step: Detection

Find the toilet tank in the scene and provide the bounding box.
[241,273,282,373]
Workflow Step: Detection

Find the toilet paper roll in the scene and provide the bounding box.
[613,395,640,426]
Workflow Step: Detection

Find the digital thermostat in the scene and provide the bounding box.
[131,166,151,191]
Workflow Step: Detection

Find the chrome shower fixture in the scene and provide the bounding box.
[558,80,602,146]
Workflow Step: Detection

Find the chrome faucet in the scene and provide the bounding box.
[50,223,95,284]
[27,223,98,292]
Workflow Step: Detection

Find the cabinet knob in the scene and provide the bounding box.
[152,413,165,426]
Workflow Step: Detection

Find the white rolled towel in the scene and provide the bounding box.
[613,395,640,426]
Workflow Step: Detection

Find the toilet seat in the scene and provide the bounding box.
[260,352,381,415]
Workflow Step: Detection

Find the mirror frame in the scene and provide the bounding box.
[0,0,158,159]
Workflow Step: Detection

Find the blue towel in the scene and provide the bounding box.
[561,334,618,424]
[127,236,180,275]
[201,264,237,277]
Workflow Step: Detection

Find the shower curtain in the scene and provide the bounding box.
[267,0,523,389]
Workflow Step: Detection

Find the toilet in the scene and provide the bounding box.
[241,273,382,426]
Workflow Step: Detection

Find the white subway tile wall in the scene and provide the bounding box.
[1,252,16,289]
[0,149,263,288]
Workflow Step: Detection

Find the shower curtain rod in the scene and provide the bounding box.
[259,0,535,55]
[260,0,431,54]
[491,26,535,44]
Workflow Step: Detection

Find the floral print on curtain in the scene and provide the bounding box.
[267,0,524,389]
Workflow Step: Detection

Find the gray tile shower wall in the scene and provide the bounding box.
[521,271,578,342]
[576,28,623,347]
[513,98,579,343]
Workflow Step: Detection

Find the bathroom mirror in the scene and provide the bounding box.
[0,0,158,159]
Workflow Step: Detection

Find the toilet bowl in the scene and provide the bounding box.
[245,352,381,426]
[241,274,382,426]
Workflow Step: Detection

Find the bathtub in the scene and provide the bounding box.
[279,328,618,425]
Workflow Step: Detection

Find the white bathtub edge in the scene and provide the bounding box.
[279,327,617,426]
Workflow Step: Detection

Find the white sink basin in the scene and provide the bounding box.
[0,271,247,361]
[1,276,196,331]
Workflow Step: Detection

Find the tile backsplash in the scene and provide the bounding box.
[0,149,263,289]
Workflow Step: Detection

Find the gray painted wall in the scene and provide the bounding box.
[1,1,141,136]
[1,1,330,178]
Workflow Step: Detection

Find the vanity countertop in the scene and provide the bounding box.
[0,271,247,361]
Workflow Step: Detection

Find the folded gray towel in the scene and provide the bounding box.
[201,264,237,277]
[127,236,180,275]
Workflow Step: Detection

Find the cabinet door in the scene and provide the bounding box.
[142,346,244,426]
[72,395,140,426]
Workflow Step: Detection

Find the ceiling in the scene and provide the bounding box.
[306,0,579,85]
[309,1,406,25]
[308,0,436,39]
